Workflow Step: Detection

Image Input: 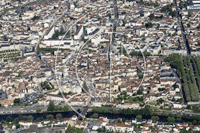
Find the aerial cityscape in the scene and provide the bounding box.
[0,0,200,132]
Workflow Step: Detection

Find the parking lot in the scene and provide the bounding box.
[21,93,40,103]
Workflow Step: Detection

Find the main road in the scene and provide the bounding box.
[2,104,200,118]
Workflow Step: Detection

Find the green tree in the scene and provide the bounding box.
[140,13,144,16]
[14,98,20,104]
[56,113,62,120]
[91,113,98,118]
[27,115,33,121]
[193,119,197,125]
[136,115,142,121]
[59,107,63,111]
[149,13,155,20]
[155,116,159,121]
[145,22,153,28]
[55,107,59,111]
[151,116,159,121]
[7,116,13,122]
[137,89,143,95]
[77,109,81,113]
[157,98,164,104]
[46,114,54,121]
[47,101,55,111]
[118,119,123,124]
[63,105,69,111]
[186,105,191,109]
[167,117,175,122]
[36,107,41,113]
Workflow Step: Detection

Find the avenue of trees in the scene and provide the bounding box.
[164,54,199,102]
[91,106,200,124]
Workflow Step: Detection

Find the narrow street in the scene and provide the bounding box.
[173,0,191,55]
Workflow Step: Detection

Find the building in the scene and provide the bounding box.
[74,26,83,40]
[105,123,134,132]
[0,100,13,107]
[44,27,55,40]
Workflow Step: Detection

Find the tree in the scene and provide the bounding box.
[46,114,54,121]
[145,22,153,28]
[140,13,144,16]
[137,89,143,95]
[157,98,164,104]
[7,116,13,122]
[155,116,159,121]
[27,115,33,121]
[167,117,175,122]
[118,119,123,124]
[36,107,41,113]
[47,101,55,111]
[59,107,63,111]
[193,119,197,125]
[188,11,192,18]
[56,113,62,120]
[55,107,59,111]
[14,98,20,104]
[91,113,98,118]
[136,115,142,121]
[151,116,156,121]
[149,13,155,20]
[63,105,69,111]
[157,24,160,28]
[186,105,191,109]
[151,116,159,121]
[138,74,143,79]
[77,109,81,113]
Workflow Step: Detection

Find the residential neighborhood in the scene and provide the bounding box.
[0,0,200,132]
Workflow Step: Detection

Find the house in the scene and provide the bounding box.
[0,100,13,107]
[105,123,134,133]
[173,103,182,108]
[2,124,7,129]
[19,120,33,128]
[132,118,137,123]
[141,126,151,133]
[193,125,200,131]
[43,120,50,125]
[147,44,161,55]
[116,102,140,109]
[12,124,16,129]
[92,117,109,130]
[75,121,88,130]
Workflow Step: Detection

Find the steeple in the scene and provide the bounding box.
[71,37,74,45]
